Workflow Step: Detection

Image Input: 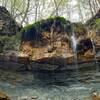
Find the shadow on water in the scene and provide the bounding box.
[34,72,69,86]
[17,67,77,87]
[24,61,100,87]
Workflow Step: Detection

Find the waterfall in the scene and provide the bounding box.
[71,24,79,78]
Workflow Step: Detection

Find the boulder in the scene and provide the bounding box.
[0,91,10,100]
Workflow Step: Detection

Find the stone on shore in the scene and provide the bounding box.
[0,91,10,100]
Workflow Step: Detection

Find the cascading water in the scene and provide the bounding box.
[71,24,79,79]
[70,23,80,100]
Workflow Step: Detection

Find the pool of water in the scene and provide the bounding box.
[0,64,100,100]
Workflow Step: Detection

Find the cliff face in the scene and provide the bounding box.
[19,13,100,70]
[20,17,73,61]
[86,9,100,50]
[20,16,94,64]
[0,6,21,35]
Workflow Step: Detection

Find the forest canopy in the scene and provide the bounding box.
[0,0,99,25]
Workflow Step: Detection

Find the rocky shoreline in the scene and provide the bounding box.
[0,56,100,72]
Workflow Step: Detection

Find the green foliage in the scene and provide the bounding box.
[47,16,68,26]
[95,19,100,30]
[55,16,67,24]
[22,16,68,32]
[33,21,42,30]
[95,19,100,24]
[21,24,33,32]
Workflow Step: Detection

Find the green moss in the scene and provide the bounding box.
[21,24,33,32]
[55,16,67,24]
[95,19,100,29]
[95,18,100,24]
[22,16,67,33]
[47,16,68,29]
[33,21,41,29]
[47,17,54,22]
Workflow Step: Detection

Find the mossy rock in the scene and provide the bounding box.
[21,16,72,43]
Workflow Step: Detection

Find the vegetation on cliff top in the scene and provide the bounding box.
[22,16,70,32]
[21,17,66,43]
[21,16,87,42]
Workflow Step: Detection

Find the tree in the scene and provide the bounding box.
[0,0,99,25]
[53,0,69,16]
[0,0,31,25]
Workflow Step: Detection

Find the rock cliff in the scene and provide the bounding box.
[20,16,95,66]
[0,6,21,35]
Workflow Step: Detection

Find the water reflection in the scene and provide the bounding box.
[0,66,100,100]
